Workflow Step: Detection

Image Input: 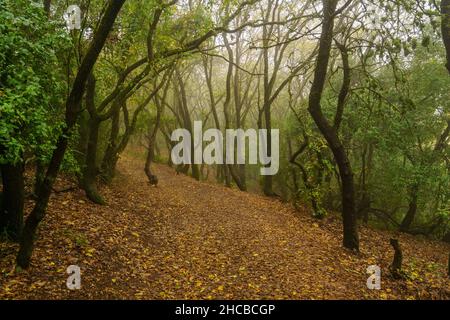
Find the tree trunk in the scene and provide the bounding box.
[307,0,359,251]
[34,159,46,197]
[144,138,158,186]
[191,163,200,181]
[227,164,247,191]
[202,56,230,188]
[81,72,104,204]
[174,68,200,181]
[43,0,51,17]
[239,164,246,190]
[224,165,231,187]
[144,145,155,180]
[262,40,274,196]
[82,117,105,205]
[144,96,163,183]
[0,162,24,241]
[390,238,403,278]
[101,107,120,183]
[16,0,126,269]
[262,107,274,196]
[177,164,190,175]
[400,184,419,232]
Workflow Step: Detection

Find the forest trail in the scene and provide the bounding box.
[0,154,449,300]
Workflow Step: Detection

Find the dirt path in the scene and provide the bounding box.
[0,156,449,299]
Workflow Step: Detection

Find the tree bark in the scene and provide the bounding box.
[81,73,106,204]
[174,68,200,181]
[0,162,24,241]
[222,34,246,190]
[34,159,46,197]
[307,0,359,251]
[100,107,120,183]
[82,116,105,204]
[400,184,419,232]
[16,0,126,269]
[43,0,51,17]
[144,95,164,183]
[261,5,274,197]
[390,238,403,278]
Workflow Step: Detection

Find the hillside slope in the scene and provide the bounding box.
[0,156,449,299]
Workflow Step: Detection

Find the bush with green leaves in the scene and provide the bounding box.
[0,0,70,165]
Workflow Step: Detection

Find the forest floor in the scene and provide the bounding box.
[0,154,449,300]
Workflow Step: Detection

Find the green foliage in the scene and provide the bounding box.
[156,4,214,51]
[0,0,70,165]
[341,43,450,230]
